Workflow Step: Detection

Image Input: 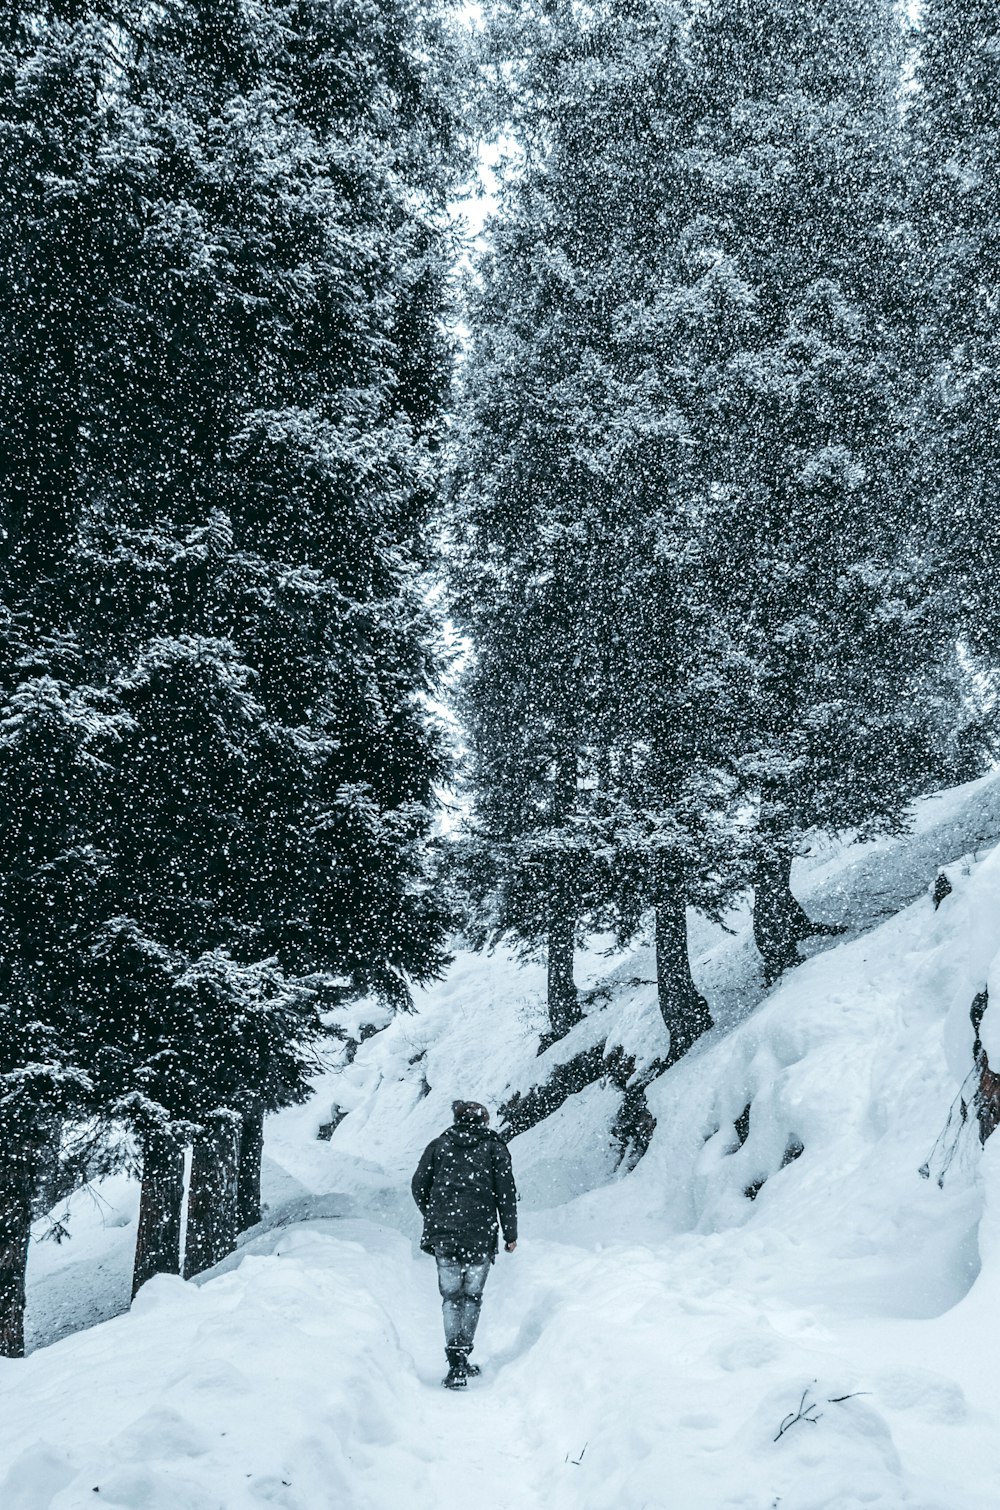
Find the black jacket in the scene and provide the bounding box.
[411,1123,518,1261]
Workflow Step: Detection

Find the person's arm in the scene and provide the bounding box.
[411,1139,437,1213]
[492,1137,518,1247]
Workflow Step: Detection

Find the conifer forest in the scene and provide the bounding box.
[2,3,1000,1506]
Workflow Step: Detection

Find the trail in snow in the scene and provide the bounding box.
[6,771,1000,1506]
[23,769,1000,1354]
[4,1208,996,1508]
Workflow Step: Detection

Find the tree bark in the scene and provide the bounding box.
[752,846,840,984]
[969,991,1000,1144]
[0,1121,38,1358]
[655,886,712,1062]
[236,1099,264,1232]
[753,846,810,981]
[546,913,581,1041]
[184,1115,241,1280]
[132,1129,185,1299]
[542,744,582,1045]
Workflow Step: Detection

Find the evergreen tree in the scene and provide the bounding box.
[0,0,129,1358]
[454,0,748,1049]
[687,0,967,982]
[909,1,1000,674]
[0,0,460,1341]
[96,0,458,1288]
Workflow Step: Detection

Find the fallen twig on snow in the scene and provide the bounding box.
[774,1385,822,1441]
[774,1387,873,1442]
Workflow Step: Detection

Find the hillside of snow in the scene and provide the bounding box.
[6,772,1000,1507]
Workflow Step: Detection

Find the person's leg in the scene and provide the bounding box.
[456,1255,491,1361]
[435,1253,466,1367]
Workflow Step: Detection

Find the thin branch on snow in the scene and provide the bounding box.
[774,1387,873,1442]
[774,1386,822,1441]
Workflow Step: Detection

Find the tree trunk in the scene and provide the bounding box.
[236,1099,264,1232]
[542,744,581,1045]
[655,886,712,1062]
[0,1122,38,1358]
[132,1129,185,1299]
[753,846,820,985]
[546,913,581,1041]
[184,1115,241,1280]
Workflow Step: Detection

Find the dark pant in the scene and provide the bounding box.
[435,1249,491,1362]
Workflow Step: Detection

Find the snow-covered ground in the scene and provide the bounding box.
[6,771,1000,1508]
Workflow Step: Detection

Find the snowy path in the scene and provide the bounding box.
[21,769,1000,1355]
[8,776,1000,1506]
[5,1204,999,1509]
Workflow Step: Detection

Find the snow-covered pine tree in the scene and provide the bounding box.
[0,659,121,1353]
[571,17,757,1051]
[452,3,621,1043]
[908,1,1000,677]
[686,0,967,983]
[0,0,461,1325]
[454,0,748,1049]
[83,0,460,1288]
[0,1,133,1358]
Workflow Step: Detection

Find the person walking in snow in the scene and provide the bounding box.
[411,1100,518,1390]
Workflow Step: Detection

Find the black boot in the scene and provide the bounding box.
[443,1348,468,1390]
[451,1339,480,1377]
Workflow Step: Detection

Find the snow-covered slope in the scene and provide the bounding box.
[6,771,1000,1508]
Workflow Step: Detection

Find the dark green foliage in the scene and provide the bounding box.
[452,0,752,1040]
[909,0,1000,672]
[455,0,978,1013]
[0,0,460,1337]
[687,0,972,871]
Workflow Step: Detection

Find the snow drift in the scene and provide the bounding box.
[5,773,1000,1508]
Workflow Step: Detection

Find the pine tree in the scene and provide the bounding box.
[454,0,640,1041]
[90,0,459,1288]
[455,0,749,1049]
[0,0,130,1358]
[686,0,967,982]
[909,1,1000,672]
[453,4,615,1040]
[0,0,460,1337]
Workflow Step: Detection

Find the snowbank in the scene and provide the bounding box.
[7,771,1000,1507]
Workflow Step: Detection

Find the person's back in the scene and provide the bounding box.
[411,1100,518,1388]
